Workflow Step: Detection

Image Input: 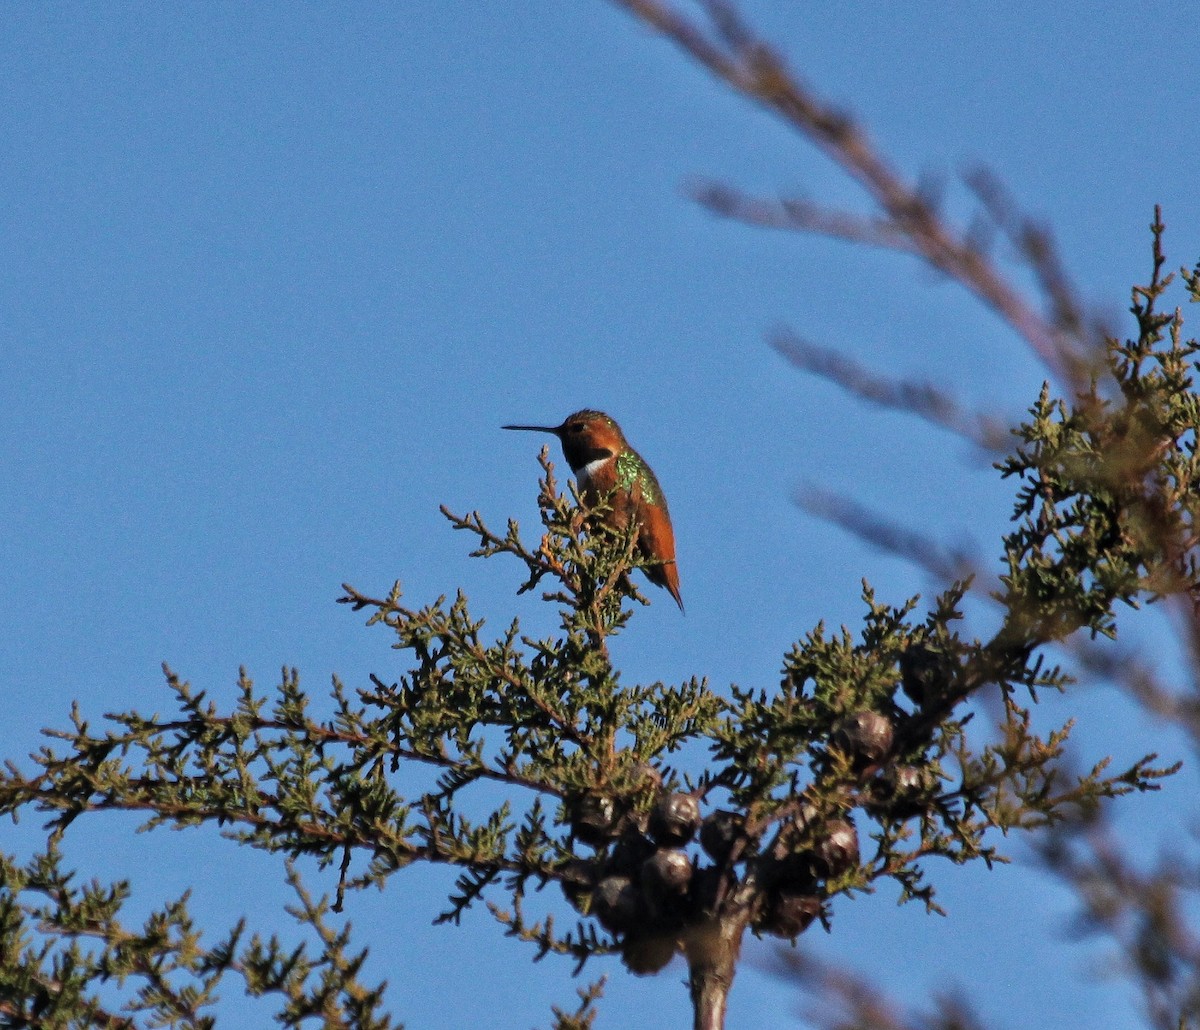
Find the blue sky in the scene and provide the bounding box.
[3,3,1199,1027]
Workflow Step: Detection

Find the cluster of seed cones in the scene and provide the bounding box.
[560,702,939,973]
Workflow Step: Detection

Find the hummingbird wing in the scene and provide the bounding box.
[635,495,684,612]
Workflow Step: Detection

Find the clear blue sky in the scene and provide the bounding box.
[2,4,1198,1027]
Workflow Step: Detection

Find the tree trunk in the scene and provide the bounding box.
[683,914,747,1030]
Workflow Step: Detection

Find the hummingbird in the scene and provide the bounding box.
[503,410,683,611]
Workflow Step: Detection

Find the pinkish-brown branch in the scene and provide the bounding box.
[612,0,1092,388]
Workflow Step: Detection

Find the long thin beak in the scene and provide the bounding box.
[502,423,562,435]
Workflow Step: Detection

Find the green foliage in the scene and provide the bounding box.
[546,977,606,1030]
[0,226,1195,1027]
[997,220,1200,643]
[0,847,395,1029]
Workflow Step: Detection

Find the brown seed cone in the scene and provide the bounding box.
[648,792,702,846]
[900,642,953,707]
[814,819,860,878]
[630,762,664,792]
[621,932,676,975]
[642,848,693,898]
[698,809,744,863]
[607,829,657,879]
[758,890,822,939]
[833,710,894,768]
[769,809,860,884]
[570,793,618,847]
[591,875,643,934]
[872,763,935,820]
[557,858,595,913]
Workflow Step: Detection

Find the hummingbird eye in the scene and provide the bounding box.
[568,424,584,433]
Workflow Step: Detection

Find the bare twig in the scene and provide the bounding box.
[797,484,980,584]
[766,946,988,1030]
[771,329,1011,451]
[693,181,916,252]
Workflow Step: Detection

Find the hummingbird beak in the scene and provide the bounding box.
[502,422,563,435]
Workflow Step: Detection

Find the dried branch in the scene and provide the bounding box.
[768,947,988,1030]
[771,329,1012,451]
[613,0,1095,386]
[797,484,981,584]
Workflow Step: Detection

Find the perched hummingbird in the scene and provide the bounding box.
[503,410,683,611]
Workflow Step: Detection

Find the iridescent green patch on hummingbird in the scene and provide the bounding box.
[615,450,661,506]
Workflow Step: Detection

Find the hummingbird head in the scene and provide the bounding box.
[503,409,627,473]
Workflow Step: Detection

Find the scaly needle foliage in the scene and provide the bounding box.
[2,243,1194,1023]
